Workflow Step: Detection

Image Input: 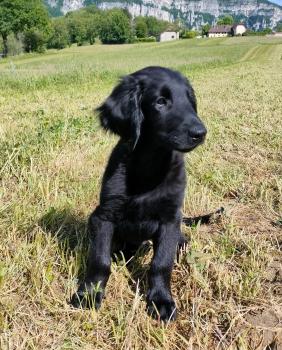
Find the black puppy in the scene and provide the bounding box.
[71,66,207,321]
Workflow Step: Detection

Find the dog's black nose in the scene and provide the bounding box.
[189,126,207,142]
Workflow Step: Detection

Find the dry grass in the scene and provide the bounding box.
[0,37,281,349]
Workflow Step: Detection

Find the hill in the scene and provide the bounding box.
[44,0,282,29]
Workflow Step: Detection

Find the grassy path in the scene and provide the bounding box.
[240,43,276,62]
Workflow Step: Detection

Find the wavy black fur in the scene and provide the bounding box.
[71,66,209,322]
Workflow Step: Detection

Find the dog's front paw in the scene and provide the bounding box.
[70,282,104,310]
[146,291,177,322]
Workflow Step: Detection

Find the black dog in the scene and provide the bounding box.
[71,66,207,321]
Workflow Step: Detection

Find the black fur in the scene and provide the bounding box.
[71,66,207,321]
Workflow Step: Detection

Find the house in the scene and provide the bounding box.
[208,25,232,38]
[232,24,247,36]
[208,24,246,38]
[159,31,179,42]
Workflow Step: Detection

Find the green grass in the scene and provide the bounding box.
[0,36,282,349]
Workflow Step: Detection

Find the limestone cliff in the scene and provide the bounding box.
[44,0,282,29]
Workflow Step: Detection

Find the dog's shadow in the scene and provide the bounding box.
[38,207,150,295]
[38,207,89,280]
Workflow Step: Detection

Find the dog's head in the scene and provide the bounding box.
[97,66,207,152]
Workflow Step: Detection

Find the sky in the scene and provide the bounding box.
[271,0,282,5]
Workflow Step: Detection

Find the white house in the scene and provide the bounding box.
[159,32,179,42]
[232,24,247,36]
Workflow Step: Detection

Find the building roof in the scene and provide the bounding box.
[209,25,232,34]
[208,24,246,34]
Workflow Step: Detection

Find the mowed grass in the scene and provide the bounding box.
[0,36,281,349]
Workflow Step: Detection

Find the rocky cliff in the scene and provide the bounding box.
[44,0,282,30]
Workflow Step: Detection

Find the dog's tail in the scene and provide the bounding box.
[182,207,224,227]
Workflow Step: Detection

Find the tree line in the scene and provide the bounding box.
[1,1,280,57]
[0,1,179,57]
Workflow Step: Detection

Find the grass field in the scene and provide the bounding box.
[0,36,282,349]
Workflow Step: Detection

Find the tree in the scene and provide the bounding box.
[48,18,70,49]
[0,0,50,56]
[66,12,88,45]
[261,27,272,35]
[66,9,101,46]
[84,4,100,15]
[99,9,131,44]
[166,20,181,32]
[275,22,282,32]
[134,16,148,38]
[85,12,101,45]
[202,24,211,37]
[145,16,167,38]
[217,15,234,25]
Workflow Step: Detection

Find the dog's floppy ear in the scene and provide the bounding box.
[186,80,197,113]
[97,75,143,149]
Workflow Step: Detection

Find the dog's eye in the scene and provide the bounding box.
[156,97,167,106]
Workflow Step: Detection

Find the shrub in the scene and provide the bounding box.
[181,30,198,39]
[23,28,47,53]
[136,36,157,43]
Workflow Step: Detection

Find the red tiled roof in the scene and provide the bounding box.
[208,25,232,33]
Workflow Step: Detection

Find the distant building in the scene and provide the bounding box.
[159,32,179,42]
[208,25,232,38]
[232,24,247,36]
[208,24,246,38]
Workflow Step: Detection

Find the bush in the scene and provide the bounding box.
[24,28,47,53]
[243,28,273,36]
[181,30,198,39]
[136,36,157,43]
[5,33,24,56]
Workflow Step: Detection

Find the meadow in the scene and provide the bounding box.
[0,36,281,349]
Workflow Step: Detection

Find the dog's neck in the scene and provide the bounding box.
[127,137,181,194]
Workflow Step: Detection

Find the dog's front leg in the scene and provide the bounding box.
[147,223,178,322]
[71,214,114,310]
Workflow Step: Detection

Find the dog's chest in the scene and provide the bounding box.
[116,180,184,242]
[125,167,186,221]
